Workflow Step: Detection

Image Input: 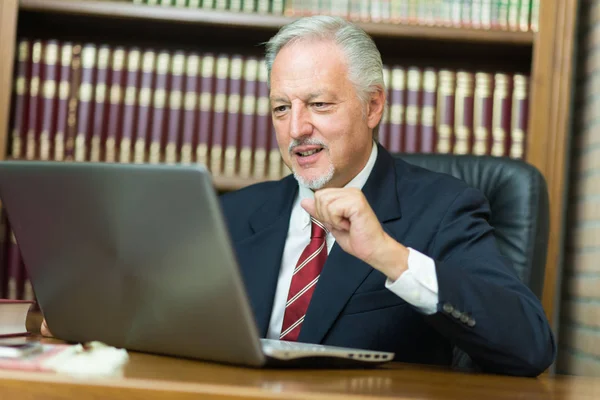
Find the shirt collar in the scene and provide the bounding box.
[297,141,378,228]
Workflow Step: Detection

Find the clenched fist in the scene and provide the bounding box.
[301,188,409,280]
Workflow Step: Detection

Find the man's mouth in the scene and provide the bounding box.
[296,148,324,157]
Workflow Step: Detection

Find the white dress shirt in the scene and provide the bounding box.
[266,142,439,340]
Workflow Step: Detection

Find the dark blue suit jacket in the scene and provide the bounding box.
[220,144,556,376]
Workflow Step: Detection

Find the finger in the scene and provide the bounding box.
[300,198,317,219]
[325,199,352,230]
[316,193,352,231]
[314,190,346,225]
[41,318,53,338]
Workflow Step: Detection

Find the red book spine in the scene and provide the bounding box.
[26,40,43,160]
[267,118,281,180]
[8,39,31,160]
[119,48,141,164]
[180,53,200,164]
[491,73,513,157]
[63,44,83,161]
[378,65,391,150]
[510,74,529,159]
[39,40,59,161]
[52,42,72,161]
[148,50,172,164]
[473,72,493,155]
[253,59,269,179]
[224,54,244,177]
[196,53,215,168]
[436,70,456,154]
[74,43,97,162]
[238,56,258,178]
[404,67,422,153]
[453,71,474,155]
[165,50,185,164]
[388,66,406,153]
[104,46,126,163]
[420,67,437,153]
[209,54,231,176]
[89,45,111,162]
[133,49,156,164]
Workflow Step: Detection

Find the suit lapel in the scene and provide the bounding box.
[235,176,298,337]
[298,145,404,344]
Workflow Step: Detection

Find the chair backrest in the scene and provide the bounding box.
[395,154,550,372]
[395,154,550,300]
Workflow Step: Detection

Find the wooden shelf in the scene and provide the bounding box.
[19,0,534,46]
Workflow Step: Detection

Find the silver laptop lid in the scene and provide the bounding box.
[0,161,266,366]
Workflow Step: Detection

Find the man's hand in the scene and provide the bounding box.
[301,188,409,280]
[40,318,53,337]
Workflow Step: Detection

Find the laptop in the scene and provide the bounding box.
[0,161,394,368]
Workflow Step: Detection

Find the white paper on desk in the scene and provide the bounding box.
[43,341,129,378]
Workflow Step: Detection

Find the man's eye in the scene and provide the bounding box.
[312,102,329,109]
[273,105,288,113]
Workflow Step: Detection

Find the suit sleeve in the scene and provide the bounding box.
[423,187,556,377]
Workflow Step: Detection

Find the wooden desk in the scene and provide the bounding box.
[1,314,595,399]
[1,338,600,400]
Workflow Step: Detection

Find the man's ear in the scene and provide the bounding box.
[367,87,385,129]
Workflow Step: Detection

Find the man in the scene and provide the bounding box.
[44,15,555,376]
[219,16,554,377]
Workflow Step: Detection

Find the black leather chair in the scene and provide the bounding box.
[395,154,550,370]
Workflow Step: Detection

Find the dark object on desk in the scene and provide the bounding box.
[0,161,393,369]
[397,153,549,371]
[0,299,34,337]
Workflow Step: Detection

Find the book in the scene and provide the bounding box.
[0,341,128,376]
[0,299,33,337]
[5,36,535,180]
[0,342,75,372]
[0,340,42,358]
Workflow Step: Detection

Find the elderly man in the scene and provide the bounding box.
[220,15,554,377]
[45,15,555,377]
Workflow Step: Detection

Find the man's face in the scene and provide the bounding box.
[269,40,383,189]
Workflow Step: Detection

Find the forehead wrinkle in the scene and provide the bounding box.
[270,88,341,104]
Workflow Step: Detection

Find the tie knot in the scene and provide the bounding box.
[310,218,327,239]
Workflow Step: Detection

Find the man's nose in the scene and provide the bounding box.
[289,106,312,139]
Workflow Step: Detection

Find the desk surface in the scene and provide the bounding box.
[1,338,600,400]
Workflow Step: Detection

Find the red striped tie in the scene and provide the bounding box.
[280,218,328,341]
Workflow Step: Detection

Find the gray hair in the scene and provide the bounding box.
[264,16,385,138]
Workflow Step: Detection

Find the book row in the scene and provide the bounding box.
[3,35,529,300]
[8,38,528,179]
[128,0,540,32]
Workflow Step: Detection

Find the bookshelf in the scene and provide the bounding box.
[0,0,578,329]
[19,0,535,44]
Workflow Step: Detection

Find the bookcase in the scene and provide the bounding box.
[0,0,578,328]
